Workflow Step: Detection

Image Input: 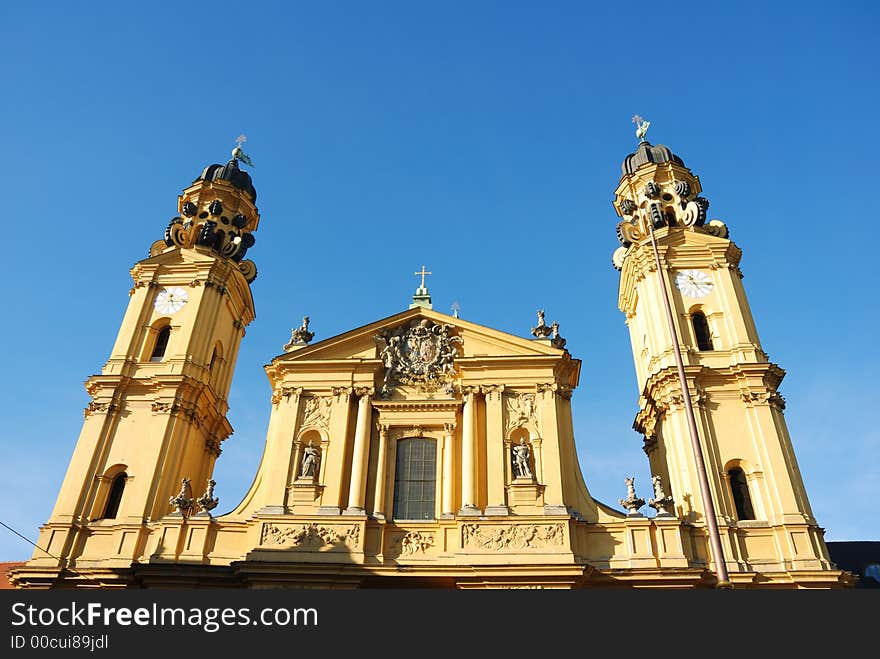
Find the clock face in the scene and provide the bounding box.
[154,286,188,314]
[675,270,713,298]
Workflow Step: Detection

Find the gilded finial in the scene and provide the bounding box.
[231,134,254,168]
[632,115,650,142]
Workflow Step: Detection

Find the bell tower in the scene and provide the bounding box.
[612,122,837,578]
[28,148,260,576]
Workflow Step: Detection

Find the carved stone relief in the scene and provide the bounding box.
[461,523,565,550]
[84,401,117,418]
[537,383,572,400]
[396,531,435,556]
[505,392,537,432]
[272,386,303,406]
[374,319,463,397]
[260,523,360,549]
[331,386,353,402]
[300,395,332,430]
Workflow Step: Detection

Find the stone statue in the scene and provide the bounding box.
[647,474,675,517]
[284,316,315,351]
[512,438,533,479]
[530,309,552,339]
[196,478,219,513]
[618,476,645,517]
[380,334,403,381]
[169,477,194,516]
[550,321,567,350]
[299,440,320,480]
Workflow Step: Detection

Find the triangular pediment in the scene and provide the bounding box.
[273,307,565,363]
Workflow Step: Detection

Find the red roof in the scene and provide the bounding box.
[0,562,26,589]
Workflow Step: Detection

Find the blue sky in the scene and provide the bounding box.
[0,2,877,561]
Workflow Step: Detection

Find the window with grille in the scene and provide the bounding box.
[392,437,436,520]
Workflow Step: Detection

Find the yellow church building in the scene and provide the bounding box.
[10,130,852,589]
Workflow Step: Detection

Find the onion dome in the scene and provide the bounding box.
[196,158,257,201]
[621,141,685,176]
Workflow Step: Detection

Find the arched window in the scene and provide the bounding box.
[102,473,127,519]
[393,437,437,520]
[691,312,714,351]
[209,346,220,373]
[728,467,755,520]
[150,326,171,362]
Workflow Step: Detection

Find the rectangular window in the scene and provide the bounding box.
[393,438,437,520]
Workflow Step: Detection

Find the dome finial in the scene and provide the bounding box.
[231,133,254,168]
[410,265,433,309]
[632,115,650,142]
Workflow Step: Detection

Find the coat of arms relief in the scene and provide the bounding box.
[375,319,463,397]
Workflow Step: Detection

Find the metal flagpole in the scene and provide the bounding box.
[647,220,732,588]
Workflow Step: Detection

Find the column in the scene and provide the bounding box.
[458,390,480,516]
[483,385,509,515]
[372,423,389,519]
[344,388,373,515]
[442,422,455,517]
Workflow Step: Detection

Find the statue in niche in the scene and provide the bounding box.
[512,438,533,479]
[298,440,320,480]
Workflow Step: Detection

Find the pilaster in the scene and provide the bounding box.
[316,387,353,515]
[441,422,456,518]
[536,383,566,515]
[256,387,302,514]
[482,385,509,516]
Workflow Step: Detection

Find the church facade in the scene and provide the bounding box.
[10,136,851,589]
